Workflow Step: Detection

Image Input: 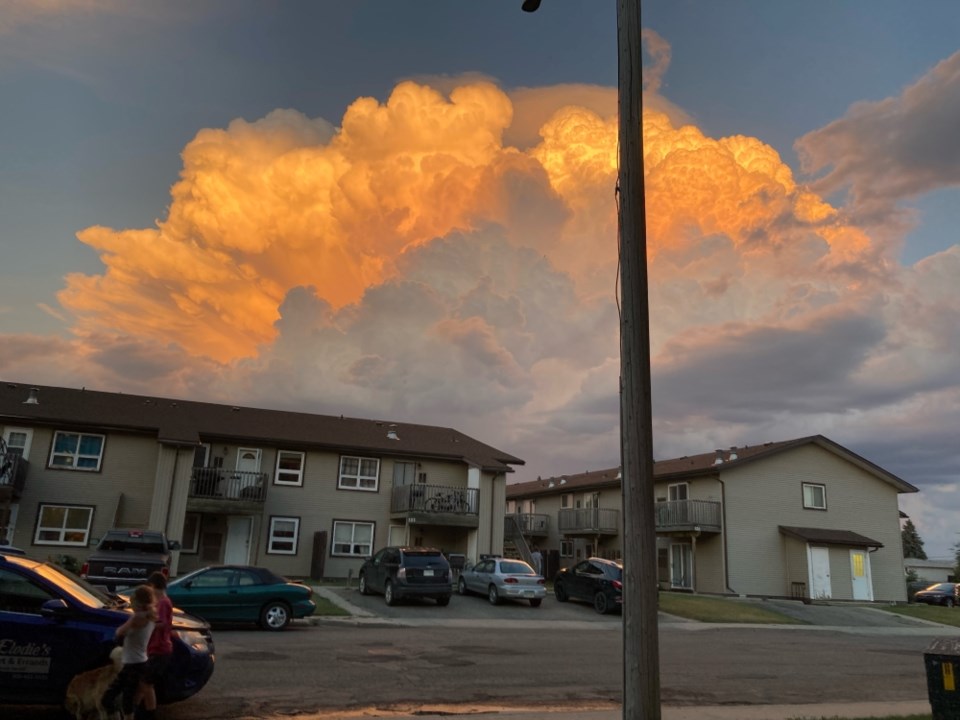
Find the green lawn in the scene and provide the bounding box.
[658,592,806,624]
[312,595,350,616]
[880,603,960,627]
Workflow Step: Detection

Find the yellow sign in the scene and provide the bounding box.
[944,661,955,692]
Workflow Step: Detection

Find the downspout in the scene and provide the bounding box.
[165,445,181,537]
[718,476,735,594]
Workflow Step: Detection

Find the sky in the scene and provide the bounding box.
[1,1,958,557]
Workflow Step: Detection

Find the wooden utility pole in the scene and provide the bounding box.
[521,0,657,715]
[617,0,659,718]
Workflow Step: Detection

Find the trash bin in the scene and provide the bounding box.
[925,637,960,719]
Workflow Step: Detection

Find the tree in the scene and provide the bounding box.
[901,518,927,559]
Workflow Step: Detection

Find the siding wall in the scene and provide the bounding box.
[722,445,906,601]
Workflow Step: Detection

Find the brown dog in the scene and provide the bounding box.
[63,646,124,720]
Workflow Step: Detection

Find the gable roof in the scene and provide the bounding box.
[506,434,916,499]
[0,381,523,473]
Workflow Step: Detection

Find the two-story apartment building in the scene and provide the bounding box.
[506,436,916,602]
[0,381,523,579]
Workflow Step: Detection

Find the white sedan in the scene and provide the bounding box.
[457,557,546,607]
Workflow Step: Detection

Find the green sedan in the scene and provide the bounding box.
[166,565,316,630]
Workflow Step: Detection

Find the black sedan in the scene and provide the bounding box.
[914,582,958,607]
[553,557,623,614]
[166,565,316,630]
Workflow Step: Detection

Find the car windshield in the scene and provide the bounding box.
[34,561,115,608]
[926,583,954,592]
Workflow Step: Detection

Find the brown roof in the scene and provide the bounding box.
[0,381,523,473]
[507,435,916,499]
[779,526,884,548]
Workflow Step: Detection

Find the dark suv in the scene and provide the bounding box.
[358,546,452,606]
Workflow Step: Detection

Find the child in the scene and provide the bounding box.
[137,572,174,720]
[101,584,156,720]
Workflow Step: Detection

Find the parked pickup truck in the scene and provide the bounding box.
[81,529,181,591]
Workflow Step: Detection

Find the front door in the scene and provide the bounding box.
[224,516,251,565]
[849,549,873,600]
[670,543,692,589]
[809,546,832,599]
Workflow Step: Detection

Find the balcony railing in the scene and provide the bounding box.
[391,484,479,516]
[0,453,27,496]
[558,507,620,534]
[655,499,722,532]
[513,513,549,535]
[190,467,267,502]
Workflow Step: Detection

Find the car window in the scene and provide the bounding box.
[479,560,493,573]
[584,562,604,575]
[31,561,110,608]
[190,568,236,588]
[237,570,259,586]
[401,552,446,568]
[0,568,56,614]
[573,561,590,573]
[501,561,533,574]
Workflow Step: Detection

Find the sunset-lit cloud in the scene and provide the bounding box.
[3,23,959,554]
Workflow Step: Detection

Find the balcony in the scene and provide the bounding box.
[558,507,620,535]
[0,453,27,500]
[655,499,722,534]
[391,484,479,528]
[188,467,268,507]
[512,513,550,537]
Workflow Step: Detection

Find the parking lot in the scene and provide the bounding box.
[321,582,625,623]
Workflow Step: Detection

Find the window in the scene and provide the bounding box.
[181,512,201,554]
[561,493,572,509]
[267,516,300,555]
[668,482,689,501]
[338,456,380,491]
[802,483,827,510]
[3,428,31,458]
[560,539,573,557]
[49,431,105,471]
[332,520,374,557]
[34,504,93,546]
[275,451,305,486]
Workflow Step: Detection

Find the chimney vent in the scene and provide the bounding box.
[728,446,738,461]
[548,480,555,488]
[714,449,724,465]
[559,478,567,485]
[24,388,39,405]
[386,430,399,441]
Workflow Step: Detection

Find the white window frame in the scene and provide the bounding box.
[49,431,105,471]
[267,516,300,555]
[802,482,827,510]
[668,482,689,502]
[560,539,573,557]
[34,504,94,546]
[331,520,375,557]
[274,450,305,486]
[181,512,201,554]
[3,427,33,458]
[561,493,572,509]
[338,455,380,491]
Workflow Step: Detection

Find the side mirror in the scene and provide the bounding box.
[40,598,71,619]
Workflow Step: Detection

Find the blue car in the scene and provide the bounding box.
[0,549,215,707]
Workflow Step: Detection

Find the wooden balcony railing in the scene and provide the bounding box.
[654,499,722,532]
[558,507,620,534]
[190,467,267,502]
[391,484,479,516]
[513,513,549,535]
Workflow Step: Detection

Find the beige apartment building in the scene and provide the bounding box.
[506,436,916,602]
[0,381,523,579]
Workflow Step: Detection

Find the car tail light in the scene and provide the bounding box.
[537,578,546,585]
[80,562,89,578]
[612,580,623,591]
[504,577,518,584]
[397,568,407,580]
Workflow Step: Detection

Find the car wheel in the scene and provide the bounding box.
[358,573,369,595]
[530,598,542,608]
[488,584,500,605]
[260,601,291,630]
[946,597,956,608]
[554,581,568,602]
[594,591,609,614]
[436,595,451,607]
[458,577,468,596]
[384,580,396,606]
